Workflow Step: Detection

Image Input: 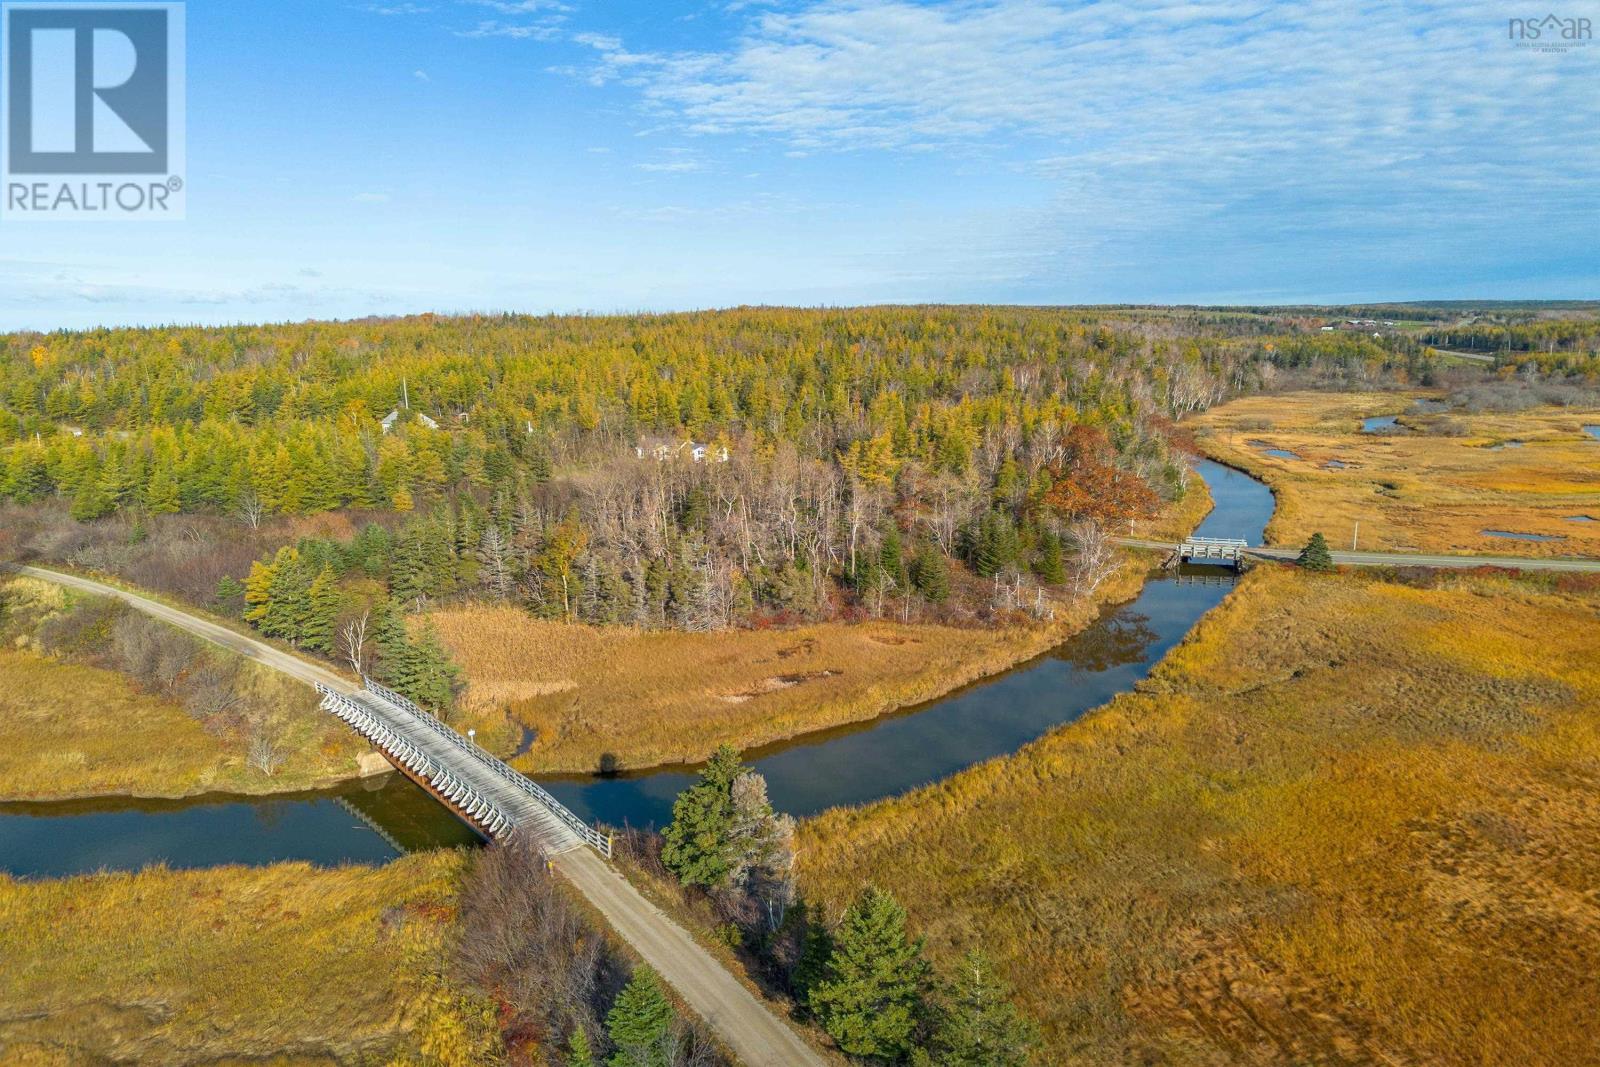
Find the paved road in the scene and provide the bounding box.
[9,564,828,1067]
[1118,539,1600,572]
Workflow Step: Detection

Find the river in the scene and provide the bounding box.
[0,460,1274,877]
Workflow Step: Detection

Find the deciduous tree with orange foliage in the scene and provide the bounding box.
[1042,426,1159,526]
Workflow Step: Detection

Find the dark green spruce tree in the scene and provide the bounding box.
[661,744,746,888]
[916,951,1038,1067]
[911,544,950,604]
[1034,529,1067,585]
[1298,531,1335,572]
[605,967,674,1067]
[808,887,930,1061]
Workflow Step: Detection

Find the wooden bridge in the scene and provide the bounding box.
[315,678,612,858]
[1178,536,1250,567]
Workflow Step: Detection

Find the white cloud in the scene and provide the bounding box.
[413,68,431,81]
[353,192,392,202]
[456,18,562,39]
[635,160,706,172]
[468,0,570,11]
[554,0,1599,287]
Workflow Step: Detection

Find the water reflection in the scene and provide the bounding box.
[0,772,480,879]
[543,459,1274,829]
[4,460,1274,875]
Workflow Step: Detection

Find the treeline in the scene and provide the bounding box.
[227,421,1150,690]
[625,746,1036,1065]
[0,307,1252,524]
[221,523,463,713]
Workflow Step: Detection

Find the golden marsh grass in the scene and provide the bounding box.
[1194,391,1600,556]
[800,565,1600,1064]
[0,852,466,1065]
[430,564,1149,774]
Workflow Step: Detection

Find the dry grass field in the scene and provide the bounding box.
[799,565,1600,1065]
[430,564,1150,774]
[1194,391,1600,556]
[0,578,363,801]
[0,852,472,1066]
[0,650,359,801]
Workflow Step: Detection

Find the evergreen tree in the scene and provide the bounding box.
[879,525,908,589]
[144,466,181,513]
[399,621,462,714]
[1034,529,1067,585]
[301,564,341,653]
[661,744,745,888]
[70,477,115,522]
[809,887,930,1061]
[371,597,414,685]
[919,951,1038,1067]
[605,968,674,1067]
[789,909,835,1014]
[565,1025,596,1067]
[242,557,277,625]
[215,575,245,610]
[529,447,553,483]
[911,545,950,604]
[992,456,1021,507]
[1298,531,1335,572]
[259,546,312,642]
[974,510,1019,578]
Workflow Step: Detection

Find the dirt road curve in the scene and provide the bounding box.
[1116,540,1600,572]
[10,564,828,1067]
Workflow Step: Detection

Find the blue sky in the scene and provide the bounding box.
[2,0,1597,329]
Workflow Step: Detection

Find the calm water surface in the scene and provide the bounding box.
[2,460,1273,876]
[0,770,480,878]
[544,459,1273,827]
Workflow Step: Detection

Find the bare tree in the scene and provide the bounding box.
[1069,519,1119,597]
[235,490,265,530]
[338,609,370,676]
[477,525,513,599]
[181,657,244,725]
[247,718,287,776]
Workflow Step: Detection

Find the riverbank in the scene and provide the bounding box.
[0,852,474,1064]
[428,477,1215,776]
[433,562,1151,776]
[0,577,365,802]
[798,563,1600,1064]
[1195,390,1600,557]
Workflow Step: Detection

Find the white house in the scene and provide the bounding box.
[380,408,439,433]
[635,439,729,463]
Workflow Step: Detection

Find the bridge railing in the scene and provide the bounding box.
[316,684,516,841]
[362,677,613,859]
[1182,536,1250,548]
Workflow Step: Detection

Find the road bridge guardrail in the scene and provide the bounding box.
[360,678,613,858]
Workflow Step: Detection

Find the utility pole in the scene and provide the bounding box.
[1352,521,1359,551]
[401,377,410,411]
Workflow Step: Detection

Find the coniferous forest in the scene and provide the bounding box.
[0,305,1507,709]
